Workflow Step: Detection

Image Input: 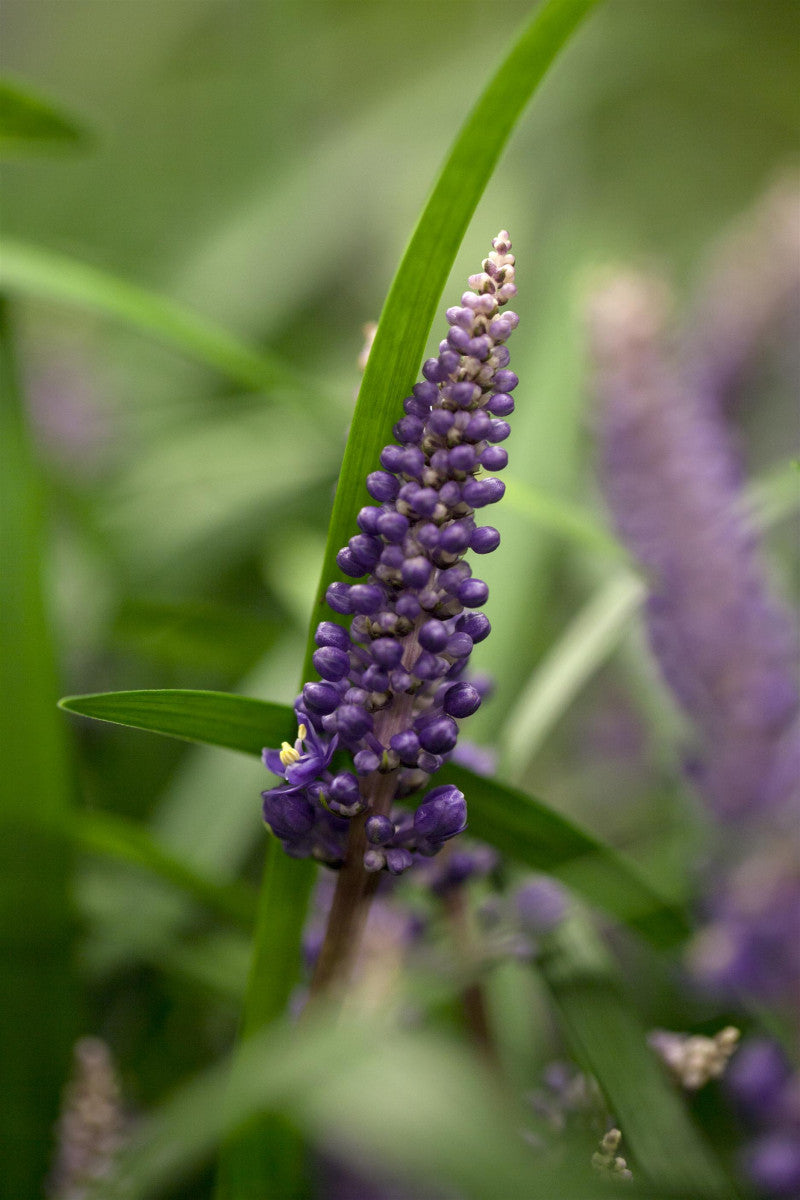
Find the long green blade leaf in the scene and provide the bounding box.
[301,0,601,683]
[503,570,646,780]
[438,762,687,946]
[0,240,298,392]
[58,689,292,756]
[94,1010,607,1200]
[57,691,684,946]
[1,298,78,1194]
[539,915,734,1197]
[0,77,87,155]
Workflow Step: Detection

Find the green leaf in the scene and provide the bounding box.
[73,810,257,931]
[93,1009,607,1200]
[0,239,303,392]
[300,0,602,683]
[502,476,627,560]
[0,299,78,1192]
[502,570,646,779]
[58,688,292,756]
[438,762,688,947]
[112,597,282,674]
[57,691,684,946]
[0,77,87,156]
[539,915,735,1197]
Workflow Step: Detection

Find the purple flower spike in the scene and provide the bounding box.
[260,232,518,871]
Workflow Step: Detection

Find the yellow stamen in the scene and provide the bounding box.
[297,723,307,742]
[279,741,301,767]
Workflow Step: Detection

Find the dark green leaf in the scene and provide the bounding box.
[0,299,78,1192]
[539,915,735,1197]
[0,77,87,155]
[58,689,293,756]
[112,597,282,674]
[73,810,257,931]
[439,763,688,946]
[57,691,684,946]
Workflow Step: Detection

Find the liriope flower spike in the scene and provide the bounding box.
[262,232,518,874]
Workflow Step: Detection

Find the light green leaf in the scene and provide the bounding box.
[0,77,87,155]
[502,475,627,559]
[503,570,645,779]
[94,1009,607,1200]
[0,239,302,392]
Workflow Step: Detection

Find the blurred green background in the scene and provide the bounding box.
[1,1,797,1197]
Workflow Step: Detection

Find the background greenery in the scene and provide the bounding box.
[1,1,797,1197]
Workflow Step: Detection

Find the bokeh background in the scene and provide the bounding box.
[1,1,798,1197]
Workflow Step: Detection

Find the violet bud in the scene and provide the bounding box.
[516,876,569,933]
[370,637,403,668]
[458,578,489,607]
[336,704,373,739]
[302,681,341,714]
[366,470,399,501]
[457,611,491,643]
[493,369,518,391]
[439,521,472,554]
[418,715,459,754]
[312,646,351,681]
[390,730,421,764]
[445,631,473,658]
[469,526,501,554]
[443,682,482,718]
[385,847,414,875]
[402,556,432,588]
[418,619,449,652]
[488,392,515,416]
[262,790,315,840]
[365,814,395,845]
[325,582,352,614]
[349,584,383,614]
[354,748,380,774]
[413,784,467,844]
[315,621,350,650]
[462,477,505,508]
[480,446,508,471]
[329,772,361,806]
[487,419,510,442]
[376,511,409,542]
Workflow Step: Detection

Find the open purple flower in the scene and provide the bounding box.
[262,709,337,788]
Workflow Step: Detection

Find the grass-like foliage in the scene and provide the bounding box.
[3,0,797,1198]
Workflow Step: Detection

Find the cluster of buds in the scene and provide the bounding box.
[591,1128,633,1183]
[262,233,518,874]
[648,1026,740,1091]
